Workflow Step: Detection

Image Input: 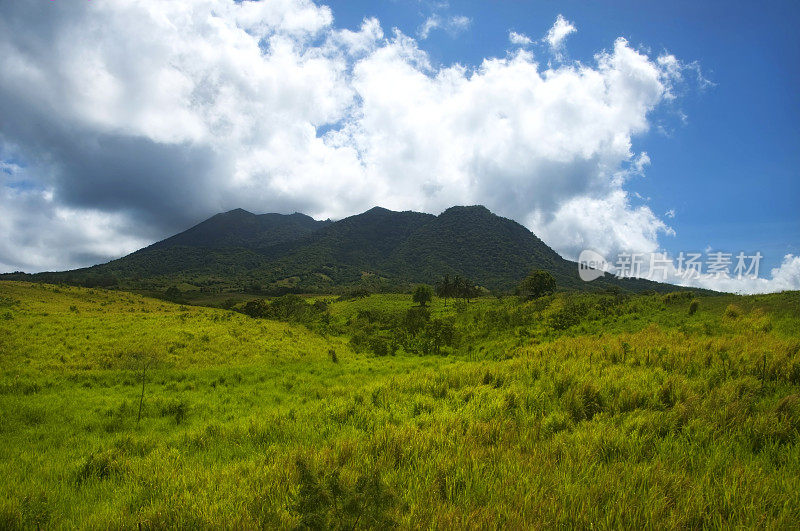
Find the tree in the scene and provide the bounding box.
[518,270,556,299]
[242,298,270,318]
[164,286,182,302]
[424,318,456,355]
[435,275,453,306]
[448,275,478,303]
[402,306,430,335]
[412,285,433,307]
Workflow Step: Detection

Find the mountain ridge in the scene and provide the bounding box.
[1,205,696,294]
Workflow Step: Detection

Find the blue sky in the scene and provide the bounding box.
[0,0,797,292]
[326,0,800,273]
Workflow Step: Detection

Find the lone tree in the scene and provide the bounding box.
[412,285,433,307]
[518,270,557,299]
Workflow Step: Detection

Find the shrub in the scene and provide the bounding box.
[402,307,430,335]
[337,288,371,301]
[661,291,694,304]
[688,299,700,315]
[412,285,433,307]
[421,318,456,355]
[369,336,391,357]
[518,270,557,300]
[550,300,587,330]
[724,304,742,319]
[241,298,270,318]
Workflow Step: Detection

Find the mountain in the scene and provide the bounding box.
[2,205,689,294]
[266,207,437,286]
[385,206,569,289]
[149,208,331,251]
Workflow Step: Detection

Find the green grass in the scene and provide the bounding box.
[1,281,799,528]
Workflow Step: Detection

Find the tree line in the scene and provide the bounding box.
[433,275,481,306]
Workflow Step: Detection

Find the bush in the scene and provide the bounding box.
[518,270,557,300]
[549,300,587,331]
[163,286,182,302]
[421,318,456,355]
[337,288,371,301]
[402,307,430,335]
[241,298,270,318]
[688,299,700,315]
[369,336,391,357]
[412,285,433,307]
[661,291,694,304]
[724,304,742,319]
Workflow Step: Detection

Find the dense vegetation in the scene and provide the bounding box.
[1,281,798,528]
[1,205,683,295]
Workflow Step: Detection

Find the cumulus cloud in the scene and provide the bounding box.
[0,3,791,293]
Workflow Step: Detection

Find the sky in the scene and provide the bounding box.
[0,0,797,293]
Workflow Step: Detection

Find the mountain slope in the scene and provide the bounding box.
[385,206,572,290]
[267,207,437,285]
[2,205,693,294]
[148,208,330,251]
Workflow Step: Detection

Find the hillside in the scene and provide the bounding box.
[1,282,798,527]
[148,208,331,251]
[2,205,692,294]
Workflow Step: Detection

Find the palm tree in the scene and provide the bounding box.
[436,274,453,306]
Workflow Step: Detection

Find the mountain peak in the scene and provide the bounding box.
[440,205,492,216]
[147,208,330,251]
[222,208,255,217]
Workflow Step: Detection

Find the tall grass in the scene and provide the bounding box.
[0,282,798,527]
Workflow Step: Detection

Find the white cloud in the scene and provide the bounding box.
[509,31,532,46]
[665,208,676,219]
[659,253,800,294]
[447,15,472,35]
[418,14,471,39]
[418,15,441,39]
[530,190,673,262]
[334,17,384,56]
[0,185,149,273]
[0,2,783,293]
[544,14,576,53]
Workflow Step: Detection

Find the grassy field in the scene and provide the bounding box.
[1,281,799,528]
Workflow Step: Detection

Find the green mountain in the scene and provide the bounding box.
[1,205,693,294]
[148,208,330,251]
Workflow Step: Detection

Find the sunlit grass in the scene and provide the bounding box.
[1,281,798,528]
